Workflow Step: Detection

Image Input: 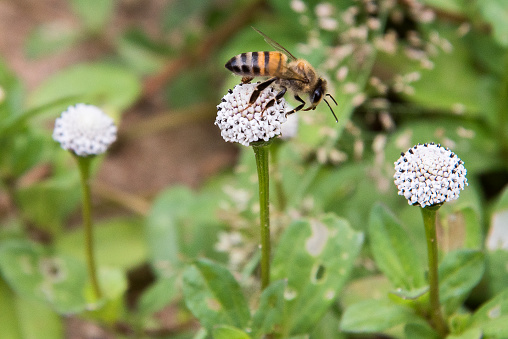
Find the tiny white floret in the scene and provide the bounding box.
[53,104,117,156]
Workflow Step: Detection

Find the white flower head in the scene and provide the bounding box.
[280,111,299,140]
[53,104,117,157]
[394,143,468,208]
[215,83,287,146]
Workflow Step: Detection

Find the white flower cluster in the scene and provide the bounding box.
[394,143,468,208]
[280,112,299,140]
[53,104,117,157]
[215,83,287,146]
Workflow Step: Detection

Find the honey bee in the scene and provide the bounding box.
[225,27,338,122]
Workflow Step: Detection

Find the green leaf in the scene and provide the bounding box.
[0,95,80,138]
[309,311,347,339]
[341,275,393,307]
[15,296,64,339]
[492,184,508,211]
[448,313,473,335]
[272,214,364,335]
[9,132,48,177]
[470,288,508,338]
[0,58,24,122]
[251,280,286,337]
[302,163,372,218]
[458,206,483,250]
[478,0,508,47]
[16,172,81,234]
[404,322,440,339]
[146,186,224,276]
[485,250,508,297]
[0,130,49,179]
[0,239,89,314]
[98,268,127,299]
[0,278,22,339]
[213,325,251,339]
[28,63,141,115]
[469,31,507,76]
[0,240,45,295]
[446,328,482,339]
[340,299,420,333]
[25,23,81,58]
[117,29,168,75]
[137,276,178,316]
[69,0,115,32]
[55,217,147,270]
[438,250,485,313]
[85,268,127,324]
[472,316,508,338]
[391,286,429,300]
[420,0,465,13]
[162,0,210,33]
[182,259,250,331]
[167,68,216,108]
[368,203,425,290]
[146,188,188,270]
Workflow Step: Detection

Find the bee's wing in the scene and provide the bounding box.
[252,27,298,61]
[276,63,308,82]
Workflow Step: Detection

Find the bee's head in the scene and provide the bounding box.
[308,78,338,122]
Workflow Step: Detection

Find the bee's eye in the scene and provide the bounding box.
[312,87,323,104]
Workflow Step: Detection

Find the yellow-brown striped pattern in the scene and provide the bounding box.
[225,52,287,77]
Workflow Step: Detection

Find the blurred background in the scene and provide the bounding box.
[0,0,246,195]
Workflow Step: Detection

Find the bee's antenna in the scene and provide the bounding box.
[324,94,338,123]
[326,93,338,105]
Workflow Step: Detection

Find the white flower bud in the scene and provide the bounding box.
[394,143,467,208]
[53,104,117,157]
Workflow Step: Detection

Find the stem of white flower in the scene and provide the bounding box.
[421,205,447,337]
[75,154,102,300]
[252,141,271,290]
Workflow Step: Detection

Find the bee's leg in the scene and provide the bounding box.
[275,86,287,100]
[263,99,275,112]
[242,76,254,84]
[250,77,278,104]
[261,86,287,113]
[286,94,306,115]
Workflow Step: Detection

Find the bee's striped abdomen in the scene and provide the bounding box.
[225,52,286,77]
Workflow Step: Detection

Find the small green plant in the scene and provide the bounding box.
[53,103,119,300]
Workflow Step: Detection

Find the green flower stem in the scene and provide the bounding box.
[252,141,271,290]
[75,155,102,300]
[421,206,447,337]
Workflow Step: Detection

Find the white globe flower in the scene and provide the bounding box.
[53,104,117,157]
[280,111,299,140]
[215,83,287,146]
[394,143,468,208]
